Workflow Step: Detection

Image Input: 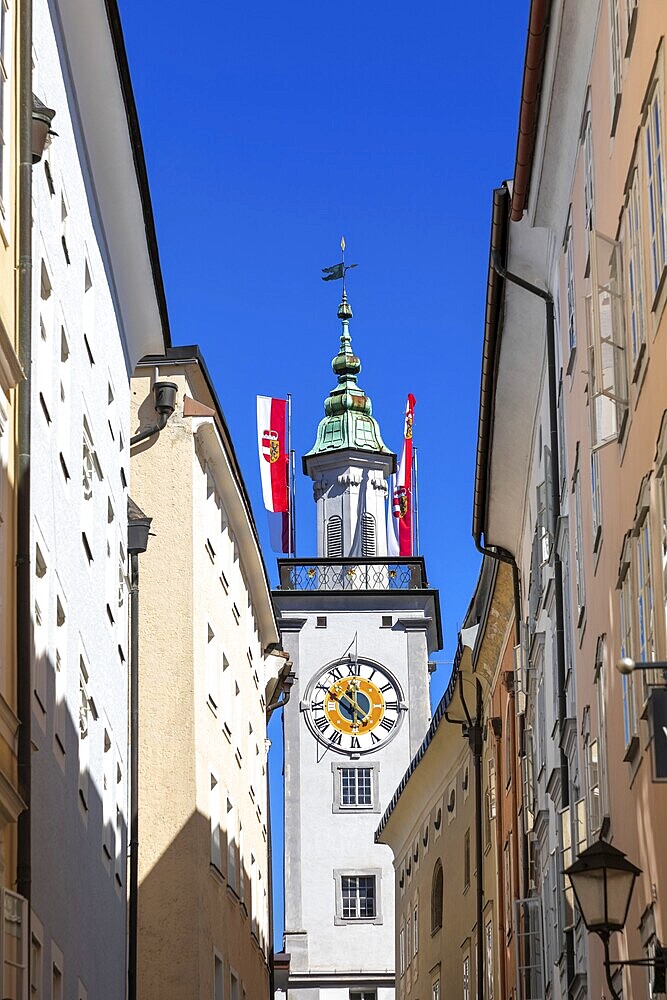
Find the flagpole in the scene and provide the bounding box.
[287,393,294,557]
[291,448,297,558]
[413,446,419,556]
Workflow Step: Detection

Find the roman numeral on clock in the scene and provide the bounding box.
[350,736,361,750]
[380,682,392,693]
[330,731,342,746]
[380,717,395,732]
[329,666,343,680]
[314,715,329,733]
[311,700,324,712]
[349,661,361,675]
[370,731,380,744]
[384,701,399,712]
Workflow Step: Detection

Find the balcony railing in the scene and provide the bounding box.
[276,557,428,592]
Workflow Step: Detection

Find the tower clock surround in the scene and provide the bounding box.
[302,655,407,757]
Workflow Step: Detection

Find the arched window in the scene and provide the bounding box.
[431,859,443,933]
[361,512,376,556]
[327,516,342,558]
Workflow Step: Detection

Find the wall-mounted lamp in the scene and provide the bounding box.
[32,95,56,164]
[565,840,666,999]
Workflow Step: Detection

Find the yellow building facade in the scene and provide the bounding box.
[130,349,287,1000]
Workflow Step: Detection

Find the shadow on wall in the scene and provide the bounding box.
[137,809,269,1000]
[30,633,129,999]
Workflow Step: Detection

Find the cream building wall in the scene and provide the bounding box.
[130,351,283,1000]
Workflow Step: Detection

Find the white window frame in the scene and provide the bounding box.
[206,624,218,713]
[57,320,71,479]
[645,82,667,297]
[334,869,382,925]
[564,214,577,355]
[591,450,602,547]
[331,762,379,813]
[485,917,494,1000]
[609,0,623,127]
[636,510,657,700]
[226,795,238,892]
[572,453,586,620]
[102,725,115,861]
[33,541,49,715]
[625,168,647,370]
[463,954,471,1000]
[210,772,221,873]
[213,951,224,1000]
[586,231,629,449]
[620,564,639,749]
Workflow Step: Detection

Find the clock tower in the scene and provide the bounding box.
[274,288,441,1000]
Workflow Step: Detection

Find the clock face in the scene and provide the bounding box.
[304,657,405,755]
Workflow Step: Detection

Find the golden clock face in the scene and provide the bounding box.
[306,657,404,755]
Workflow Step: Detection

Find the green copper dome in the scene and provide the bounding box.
[304,292,392,460]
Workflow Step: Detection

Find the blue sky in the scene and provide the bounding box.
[118,0,529,948]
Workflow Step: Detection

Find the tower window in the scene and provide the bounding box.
[334,869,383,924]
[341,875,375,918]
[361,513,376,557]
[316,616,327,628]
[341,767,372,806]
[332,762,380,813]
[327,515,342,558]
[381,615,393,628]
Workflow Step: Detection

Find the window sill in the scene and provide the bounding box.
[592,525,602,558]
[334,914,383,927]
[610,90,622,138]
[650,263,667,326]
[209,863,225,886]
[623,734,639,763]
[566,346,577,378]
[625,5,638,57]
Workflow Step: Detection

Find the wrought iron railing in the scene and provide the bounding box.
[276,557,428,592]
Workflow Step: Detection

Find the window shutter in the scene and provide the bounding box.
[327,516,342,558]
[361,513,376,557]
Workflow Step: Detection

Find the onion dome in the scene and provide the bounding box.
[304,291,392,461]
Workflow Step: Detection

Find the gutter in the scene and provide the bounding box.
[16,0,33,905]
[511,0,551,222]
[472,185,510,554]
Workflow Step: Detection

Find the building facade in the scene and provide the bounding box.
[0,0,26,936]
[130,348,287,1000]
[275,293,441,999]
[474,2,667,997]
[29,0,169,996]
[377,558,516,1000]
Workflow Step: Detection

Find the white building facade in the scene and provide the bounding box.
[29,1,169,997]
[275,295,441,999]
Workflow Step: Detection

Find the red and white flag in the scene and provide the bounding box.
[257,396,289,513]
[387,394,416,557]
[257,395,291,554]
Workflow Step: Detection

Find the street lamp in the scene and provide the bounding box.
[565,841,644,1000]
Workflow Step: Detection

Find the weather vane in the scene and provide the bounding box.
[321,236,358,296]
